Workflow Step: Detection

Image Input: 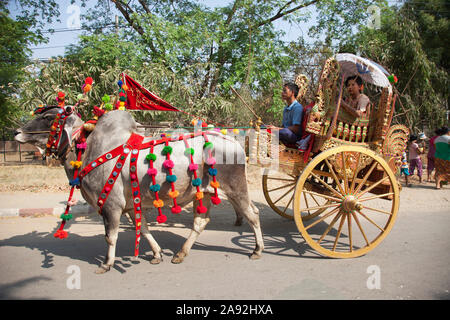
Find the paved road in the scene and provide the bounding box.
[0,186,449,300]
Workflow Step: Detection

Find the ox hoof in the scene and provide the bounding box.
[234,217,243,226]
[95,264,111,274]
[249,252,261,260]
[171,253,185,264]
[150,257,162,265]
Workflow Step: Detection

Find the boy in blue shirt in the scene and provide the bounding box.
[279,83,303,145]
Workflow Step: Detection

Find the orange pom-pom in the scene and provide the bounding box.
[210,181,220,189]
[196,192,204,200]
[83,84,92,93]
[169,190,179,199]
[153,199,164,208]
[122,84,128,91]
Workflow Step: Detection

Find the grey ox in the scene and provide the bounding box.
[15,108,264,273]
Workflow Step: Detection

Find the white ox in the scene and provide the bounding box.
[15,108,264,273]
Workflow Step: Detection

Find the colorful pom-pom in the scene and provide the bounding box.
[147,168,158,176]
[69,178,80,186]
[220,129,227,135]
[196,192,204,200]
[149,184,161,192]
[201,122,208,128]
[117,80,123,88]
[156,213,167,224]
[162,146,173,155]
[171,206,181,214]
[166,175,177,183]
[169,190,179,199]
[153,199,164,208]
[163,159,174,169]
[192,178,202,187]
[104,103,113,111]
[203,142,213,150]
[146,153,157,161]
[196,205,208,214]
[102,94,110,103]
[122,84,128,91]
[210,181,220,189]
[85,77,93,85]
[70,161,82,169]
[77,142,87,150]
[208,168,218,176]
[189,163,199,171]
[206,157,216,166]
[54,230,68,239]
[233,129,239,134]
[60,213,73,221]
[184,148,194,156]
[83,84,92,93]
[211,196,221,205]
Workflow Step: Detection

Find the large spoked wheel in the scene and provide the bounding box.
[262,170,330,221]
[293,146,399,258]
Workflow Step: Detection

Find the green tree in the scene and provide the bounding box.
[339,1,449,132]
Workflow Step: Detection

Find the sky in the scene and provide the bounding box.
[8,0,319,60]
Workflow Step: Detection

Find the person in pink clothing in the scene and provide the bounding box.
[408,134,423,185]
[427,129,441,182]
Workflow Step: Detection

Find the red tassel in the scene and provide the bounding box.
[211,196,221,205]
[156,214,167,224]
[196,205,208,214]
[171,206,182,214]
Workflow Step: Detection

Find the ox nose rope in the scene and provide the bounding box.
[56,131,222,257]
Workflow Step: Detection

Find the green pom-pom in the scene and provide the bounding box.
[102,94,110,103]
[162,146,173,155]
[146,153,157,161]
[119,96,126,102]
[184,148,194,156]
[204,142,213,150]
[60,213,73,221]
[104,103,113,111]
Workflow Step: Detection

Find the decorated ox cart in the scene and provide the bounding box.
[15,53,409,270]
[251,53,409,258]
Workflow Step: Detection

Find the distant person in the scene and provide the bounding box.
[408,134,423,185]
[434,126,450,189]
[279,82,304,145]
[427,129,441,182]
[400,151,410,186]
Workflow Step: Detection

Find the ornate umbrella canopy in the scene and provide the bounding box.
[335,53,391,89]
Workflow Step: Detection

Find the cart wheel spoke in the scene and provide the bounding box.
[332,213,347,251]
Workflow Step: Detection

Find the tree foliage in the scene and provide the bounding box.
[339,0,449,132]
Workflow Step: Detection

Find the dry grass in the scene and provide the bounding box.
[0,165,70,192]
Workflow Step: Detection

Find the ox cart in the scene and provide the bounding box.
[249,53,409,258]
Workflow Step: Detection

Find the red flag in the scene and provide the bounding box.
[121,73,180,112]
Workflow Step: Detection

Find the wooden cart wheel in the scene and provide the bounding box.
[293,145,399,258]
[262,170,329,221]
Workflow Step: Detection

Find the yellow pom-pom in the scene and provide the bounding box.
[220,129,227,135]
[118,106,125,111]
[233,129,239,134]
[196,192,204,200]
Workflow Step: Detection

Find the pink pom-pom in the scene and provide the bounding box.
[163,159,174,169]
[189,163,198,171]
[130,173,137,180]
[196,205,208,214]
[76,142,87,150]
[211,196,221,205]
[147,168,157,176]
[171,205,182,214]
[206,157,216,166]
[156,214,167,224]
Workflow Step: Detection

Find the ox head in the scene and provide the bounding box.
[14,105,79,155]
